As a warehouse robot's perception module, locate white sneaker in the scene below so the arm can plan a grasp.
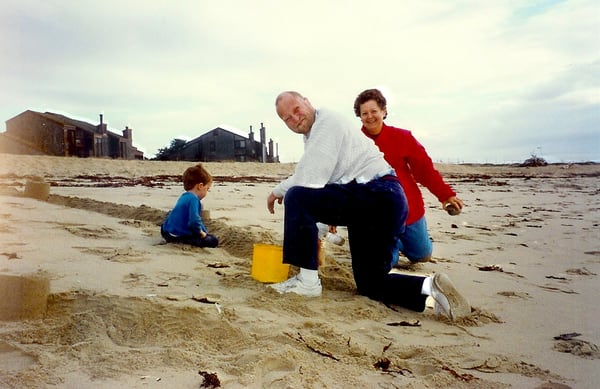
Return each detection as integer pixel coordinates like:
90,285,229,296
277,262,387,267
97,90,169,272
316,223,329,239
269,275,322,297
430,273,470,320
325,232,345,246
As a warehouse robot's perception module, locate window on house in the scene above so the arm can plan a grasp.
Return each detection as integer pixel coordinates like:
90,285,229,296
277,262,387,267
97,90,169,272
236,140,246,149
209,141,216,152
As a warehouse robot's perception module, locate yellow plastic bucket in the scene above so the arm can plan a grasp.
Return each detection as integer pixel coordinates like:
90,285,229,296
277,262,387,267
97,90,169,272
251,244,289,283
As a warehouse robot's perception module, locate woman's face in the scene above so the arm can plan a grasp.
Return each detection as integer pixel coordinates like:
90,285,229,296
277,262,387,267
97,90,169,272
359,99,386,135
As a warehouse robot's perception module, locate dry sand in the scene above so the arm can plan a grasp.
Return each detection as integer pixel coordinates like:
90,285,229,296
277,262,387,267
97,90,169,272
0,153,598,388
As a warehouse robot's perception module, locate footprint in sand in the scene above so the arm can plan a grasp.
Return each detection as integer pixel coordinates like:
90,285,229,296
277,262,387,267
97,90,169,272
565,267,597,276
119,219,157,235
75,246,150,263
256,356,296,386
62,225,120,239
553,339,600,360
497,291,531,299
122,272,149,286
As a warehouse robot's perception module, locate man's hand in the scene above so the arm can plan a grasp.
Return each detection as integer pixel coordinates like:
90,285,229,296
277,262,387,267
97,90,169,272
267,192,283,214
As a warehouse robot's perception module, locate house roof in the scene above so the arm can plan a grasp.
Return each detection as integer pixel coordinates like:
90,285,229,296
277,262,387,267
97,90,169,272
39,111,98,133
214,124,251,139
186,126,261,146
19,110,126,139
6,109,143,158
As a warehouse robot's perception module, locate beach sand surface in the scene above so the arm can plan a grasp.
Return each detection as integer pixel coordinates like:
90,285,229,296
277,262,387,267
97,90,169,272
0,154,599,388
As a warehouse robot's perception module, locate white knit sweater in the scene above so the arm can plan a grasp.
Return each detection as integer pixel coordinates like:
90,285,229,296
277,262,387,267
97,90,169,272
272,108,392,198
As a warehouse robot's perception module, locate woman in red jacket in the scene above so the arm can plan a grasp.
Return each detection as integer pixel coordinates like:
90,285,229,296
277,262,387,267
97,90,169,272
353,88,464,265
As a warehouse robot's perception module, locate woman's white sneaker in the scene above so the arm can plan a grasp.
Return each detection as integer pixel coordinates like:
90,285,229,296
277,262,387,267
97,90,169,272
325,232,345,246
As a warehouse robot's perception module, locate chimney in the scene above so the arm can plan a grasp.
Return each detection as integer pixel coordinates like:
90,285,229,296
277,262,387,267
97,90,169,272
123,126,132,141
268,138,274,163
98,113,107,134
260,122,267,163
248,125,254,142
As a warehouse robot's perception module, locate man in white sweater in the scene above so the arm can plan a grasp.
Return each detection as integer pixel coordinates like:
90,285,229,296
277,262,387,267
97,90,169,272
266,91,470,320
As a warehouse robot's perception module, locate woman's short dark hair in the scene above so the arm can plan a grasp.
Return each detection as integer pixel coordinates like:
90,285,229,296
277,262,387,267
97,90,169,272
353,89,387,119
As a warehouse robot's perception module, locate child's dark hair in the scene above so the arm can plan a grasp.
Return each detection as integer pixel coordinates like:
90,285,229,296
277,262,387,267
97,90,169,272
182,164,212,191
353,89,387,119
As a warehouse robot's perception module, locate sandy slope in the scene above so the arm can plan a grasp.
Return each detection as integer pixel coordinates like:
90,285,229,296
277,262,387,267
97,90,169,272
0,154,599,388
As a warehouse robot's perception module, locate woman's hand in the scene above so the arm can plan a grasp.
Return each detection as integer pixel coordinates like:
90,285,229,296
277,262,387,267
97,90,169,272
442,196,464,215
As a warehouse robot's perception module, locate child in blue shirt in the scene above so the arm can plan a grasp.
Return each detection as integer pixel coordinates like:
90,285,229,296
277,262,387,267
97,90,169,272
161,164,219,248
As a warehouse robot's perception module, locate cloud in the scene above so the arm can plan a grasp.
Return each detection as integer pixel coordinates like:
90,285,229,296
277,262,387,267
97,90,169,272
1,0,598,163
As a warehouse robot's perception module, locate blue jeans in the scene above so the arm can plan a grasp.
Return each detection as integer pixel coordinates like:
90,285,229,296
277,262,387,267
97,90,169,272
282,176,429,312
393,216,433,265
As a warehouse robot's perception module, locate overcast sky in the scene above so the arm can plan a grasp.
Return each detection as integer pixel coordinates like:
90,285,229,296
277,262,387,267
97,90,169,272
1,0,598,163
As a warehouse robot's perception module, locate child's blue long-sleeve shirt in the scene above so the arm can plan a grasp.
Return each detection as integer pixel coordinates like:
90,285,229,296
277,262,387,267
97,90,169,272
162,191,207,237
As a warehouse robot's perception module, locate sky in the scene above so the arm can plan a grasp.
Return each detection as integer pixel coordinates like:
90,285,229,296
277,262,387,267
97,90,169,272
1,0,598,163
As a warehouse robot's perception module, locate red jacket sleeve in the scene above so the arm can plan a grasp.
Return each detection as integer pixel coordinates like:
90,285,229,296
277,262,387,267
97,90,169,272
402,130,456,202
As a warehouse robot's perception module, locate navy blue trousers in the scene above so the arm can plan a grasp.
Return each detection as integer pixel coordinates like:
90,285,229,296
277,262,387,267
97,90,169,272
161,225,219,248
283,176,428,312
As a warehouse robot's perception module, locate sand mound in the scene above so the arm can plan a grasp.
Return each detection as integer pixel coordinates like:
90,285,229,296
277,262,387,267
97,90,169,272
0,274,49,321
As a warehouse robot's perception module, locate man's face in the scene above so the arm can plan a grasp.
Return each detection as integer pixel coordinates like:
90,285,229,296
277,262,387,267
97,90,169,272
276,94,315,134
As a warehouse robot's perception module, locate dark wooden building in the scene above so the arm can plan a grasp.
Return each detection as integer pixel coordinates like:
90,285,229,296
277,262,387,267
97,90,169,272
179,123,279,162
2,110,143,159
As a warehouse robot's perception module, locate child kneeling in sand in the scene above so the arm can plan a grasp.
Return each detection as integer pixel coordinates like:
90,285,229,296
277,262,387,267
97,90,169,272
161,164,218,248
